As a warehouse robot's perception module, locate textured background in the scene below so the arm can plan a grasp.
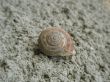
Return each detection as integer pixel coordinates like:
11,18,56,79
0,0,110,82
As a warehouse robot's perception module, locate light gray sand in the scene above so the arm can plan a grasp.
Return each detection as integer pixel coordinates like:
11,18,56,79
0,0,110,82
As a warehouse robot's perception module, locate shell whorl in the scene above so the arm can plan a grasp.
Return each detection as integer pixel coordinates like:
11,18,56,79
38,28,75,56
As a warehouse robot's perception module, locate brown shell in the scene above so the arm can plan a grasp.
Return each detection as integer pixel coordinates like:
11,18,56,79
38,27,76,56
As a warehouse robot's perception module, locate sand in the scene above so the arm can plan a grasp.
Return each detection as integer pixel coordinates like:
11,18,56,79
0,0,110,82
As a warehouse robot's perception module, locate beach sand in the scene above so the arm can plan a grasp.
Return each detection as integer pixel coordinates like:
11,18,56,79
0,0,110,82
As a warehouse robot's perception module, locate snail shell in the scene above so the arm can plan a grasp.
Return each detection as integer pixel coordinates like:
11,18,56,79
38,27,76,56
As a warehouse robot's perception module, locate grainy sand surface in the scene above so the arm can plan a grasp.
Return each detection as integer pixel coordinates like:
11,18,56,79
0,0,110,82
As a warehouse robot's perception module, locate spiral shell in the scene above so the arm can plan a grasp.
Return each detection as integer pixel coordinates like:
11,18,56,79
38,27,76,56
